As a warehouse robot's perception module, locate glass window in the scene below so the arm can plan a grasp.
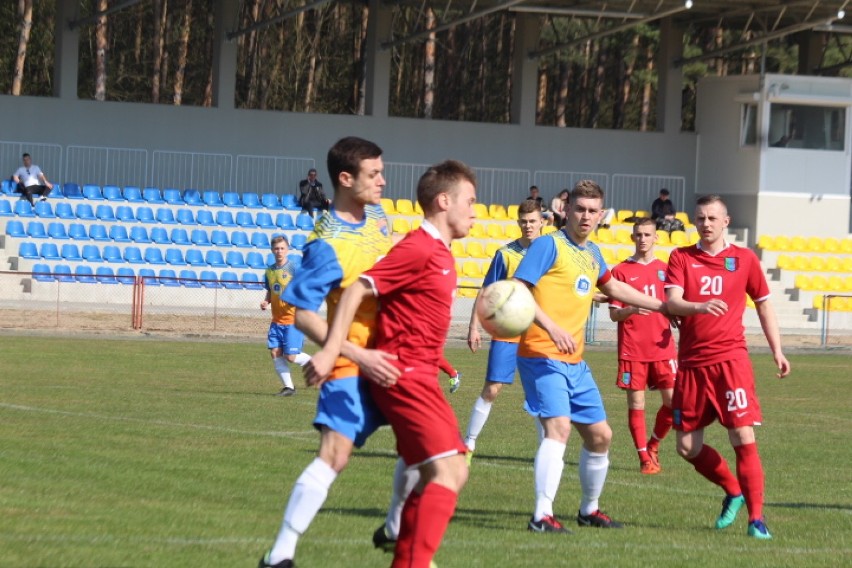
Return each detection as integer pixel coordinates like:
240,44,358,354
769,104,846,151
741,104,757,147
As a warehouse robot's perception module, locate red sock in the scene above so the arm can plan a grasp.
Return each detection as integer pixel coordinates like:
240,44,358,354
734,443,764,522
686,445,741,496
392,483,458,568
651,405,673,443
628,409,649,461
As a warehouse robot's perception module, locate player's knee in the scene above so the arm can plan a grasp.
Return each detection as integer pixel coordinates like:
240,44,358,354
285,354,297,363
481,383,502,402
675,441,698,460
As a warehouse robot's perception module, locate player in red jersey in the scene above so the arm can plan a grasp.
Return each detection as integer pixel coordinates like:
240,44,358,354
609,218,676,475
307,160,476,568
665,195,790,540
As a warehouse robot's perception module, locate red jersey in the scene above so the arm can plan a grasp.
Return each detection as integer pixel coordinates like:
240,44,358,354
665,243,769,368
361,223,456,371
610,258,675,362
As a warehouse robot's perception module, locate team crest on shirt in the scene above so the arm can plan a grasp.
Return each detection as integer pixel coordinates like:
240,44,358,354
574,274,592,297
377,219,389,236
621,372,631,385
272,283,282,294
657,270,666,281
725,258,737,272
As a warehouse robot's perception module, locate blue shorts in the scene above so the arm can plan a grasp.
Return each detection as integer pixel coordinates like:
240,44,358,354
485,340,519,384
314,376,387,448
517,357,607,425
267,322,305,354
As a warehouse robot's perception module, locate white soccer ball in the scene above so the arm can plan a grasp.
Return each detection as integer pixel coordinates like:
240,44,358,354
476,279,536,338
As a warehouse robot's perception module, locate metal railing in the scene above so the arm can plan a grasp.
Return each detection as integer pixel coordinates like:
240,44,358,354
65,145,149,188
0,140,63,186
151,150,233,192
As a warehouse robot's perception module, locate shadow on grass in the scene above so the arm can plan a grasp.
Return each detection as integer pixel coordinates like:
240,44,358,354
769,502,852,511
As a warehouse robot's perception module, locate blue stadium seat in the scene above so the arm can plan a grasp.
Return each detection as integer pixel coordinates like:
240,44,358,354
83,185,104,200
124,246,145,264
215,211,236,227
220,271,241,289
226,250,248,268
2,179,16,194
63,183,83,199
130,226,151,243
165,248,185,265
109,225,131,243
15,200,35,217
158,269,180,287
39,242,61,260
123,186,144,203
156,208,177,224
27,221,48,239
55,202,74,219
266,253,275,265
210,230,230,247
117,267,136,284
203,190,224,207
136,206,156,223
69,223,88,240
61,243,82,261
255,212,274,229
75,203,95,220
170,228,190,246
246,251,265,269
250,232,270,249
115,205,135,222
34,200,55,218
295,213,314,231
144,247,166,264
162,188,183,205
97,266,118,284
0,199,13,216
103,245,123,263
89,224,109,241
96,204,116,222
48,222,69,239
275,213,294,230
205,249,227,267
241,272,264,290
288,254,302,269
290,233,308,250
243,193,262,209
18,242,39,259
138,268,158,286
143,187,165,204
31,263,54,282
82,245,102,262
103,185,124,201
75,265,98,284
185,249,206,267
261,193,282,209
196,209,216,226
54,264,74,282
199,270,220,288
231,231,251,248
5,220,25,237
236,211,255,228
49,184,64,198
150,227,170,245
281,194,299,210
223,192,242,208
176,208,195,225
179,269,202,287
191,229,211,246
183,189,202,206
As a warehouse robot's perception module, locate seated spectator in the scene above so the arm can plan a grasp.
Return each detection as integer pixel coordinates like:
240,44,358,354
651,188,683,233
550,189,568,228
526,185,552,223
298,168,330,218
12,153,53,206
599,207,616,229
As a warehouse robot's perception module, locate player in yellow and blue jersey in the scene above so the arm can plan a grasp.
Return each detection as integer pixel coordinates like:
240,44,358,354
463,199,545,462
261,235,311,396
259,137,412,568
514,180,668,534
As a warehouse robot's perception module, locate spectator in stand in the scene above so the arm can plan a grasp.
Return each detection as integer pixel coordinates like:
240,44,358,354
651,189,682,233
526,186,553,224
298,168,330,218
12,153,53,206
550,190,569,228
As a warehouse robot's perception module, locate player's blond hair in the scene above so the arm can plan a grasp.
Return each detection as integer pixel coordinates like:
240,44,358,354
416,160,477,213
632,217,655,230
570,179,604,203
270,235,289,247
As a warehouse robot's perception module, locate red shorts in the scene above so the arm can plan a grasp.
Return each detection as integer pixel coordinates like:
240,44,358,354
672,358,763,432
615,359,676,391
369,364,467,467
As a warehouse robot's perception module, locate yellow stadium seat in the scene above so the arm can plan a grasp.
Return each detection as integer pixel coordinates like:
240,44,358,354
688,231,700,244
757,235,774,250
505,224,522,239
473,203,490,220
811,295,847,310
615,229,633,245
843,257,852,272
774,235,791,251
792,256,809,271
596,227,616,244
811,275,829,290
670,230,688,246
507,204,519,220
823,237,840,253
776,254,793,270
469,223,486,238
842,238,852,254
654,249,670,262
844,276,852,292
656,230,671,246
451,240,467,258
828,276,844,292
675,211,691,226
392,218,411,235
808,257,826,271
616,209,634,223
601,247,617,265
794,274,812,290
617,248,633,261
806,236,824,252
825,257,842,272
813,295,824,310
462,261,482,278
790,236,807,252
467,241,490,259
485,242,501,258
396,198,414,215
633,209,650,218
542,225,557,235
746,295,755,309
380,197,397,215
454,261,461,275
458,280,480,298
411,218,422,230
486,224,505,239
489,204,508,220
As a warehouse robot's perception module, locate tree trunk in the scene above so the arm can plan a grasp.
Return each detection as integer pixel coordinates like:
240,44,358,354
354,5,369,115
11,0,33,96
423,7,436,119
615,33,639,130
94,0,108,101
556,61,570,127
203,9,214,107
173,0,193,105
152,0,169,103
503,16,515,123
640,43,654,132
303,10,325,112
590,40,607,128
535,65,547,125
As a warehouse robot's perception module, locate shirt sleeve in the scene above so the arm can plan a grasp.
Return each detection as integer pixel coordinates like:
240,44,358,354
282,239,342,311
745,249,771,302
513,236,557,287
664,248,686,290
482,250,507,287
589,243,611,286
366,233,430,296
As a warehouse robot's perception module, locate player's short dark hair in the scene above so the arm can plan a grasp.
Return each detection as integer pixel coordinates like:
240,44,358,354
570,179,604,202
632,217,656,230
327,137,382,191
22,153,30,159
518,199,542,216
696,194,725,207
416,160,476,213
659,188,670,196
271,235,289,247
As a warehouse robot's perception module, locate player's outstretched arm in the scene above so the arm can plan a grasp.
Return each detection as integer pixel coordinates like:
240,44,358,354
601,278,664,313
754,299,791,378
664,286,728,317
467,288,483,353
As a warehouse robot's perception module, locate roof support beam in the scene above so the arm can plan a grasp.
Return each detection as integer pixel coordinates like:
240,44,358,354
509,6,646,20
226,0,335,41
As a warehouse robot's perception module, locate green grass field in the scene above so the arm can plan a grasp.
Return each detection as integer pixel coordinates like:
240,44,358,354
1,335,850,567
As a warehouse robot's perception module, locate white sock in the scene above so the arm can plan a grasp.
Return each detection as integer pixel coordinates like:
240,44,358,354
533,438,566,521
293,352,311,367
273,358,295,389
465,397,493,451
384,458,419,539
268,458,338,563
578,447,610,516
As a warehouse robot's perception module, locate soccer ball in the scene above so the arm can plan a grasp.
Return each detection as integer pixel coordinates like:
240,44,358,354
476,279,536,338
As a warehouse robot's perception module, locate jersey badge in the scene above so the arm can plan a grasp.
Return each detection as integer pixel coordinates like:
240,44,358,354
657,270,666,281
725,258,737,272
574,274,592,297
272,283,282,294
621,372,631,385
377,218,389,236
